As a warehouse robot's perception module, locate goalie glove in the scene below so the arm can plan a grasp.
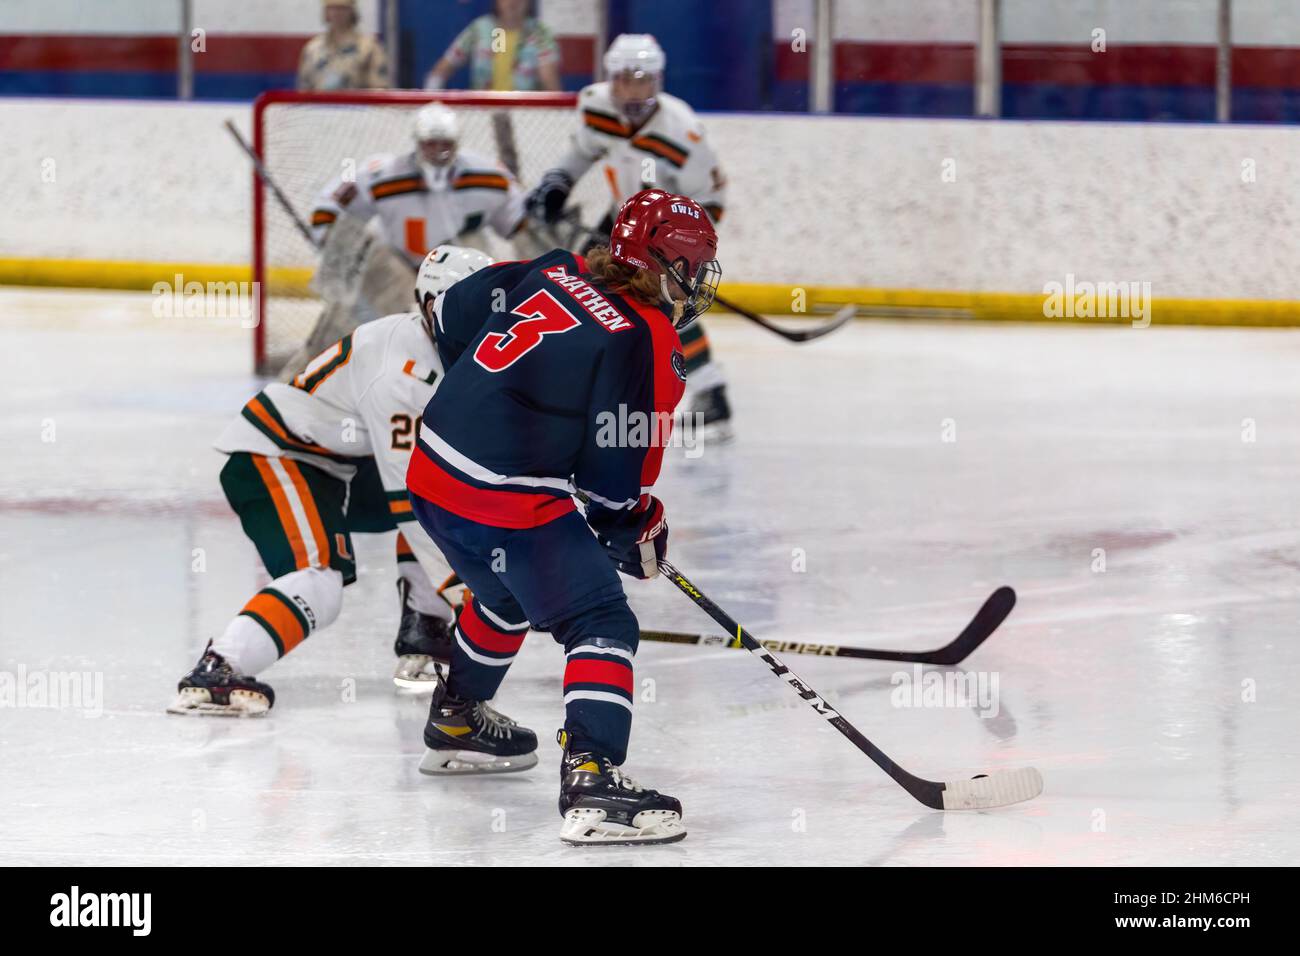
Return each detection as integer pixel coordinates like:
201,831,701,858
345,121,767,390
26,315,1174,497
591,496,668,580
526,168,574,225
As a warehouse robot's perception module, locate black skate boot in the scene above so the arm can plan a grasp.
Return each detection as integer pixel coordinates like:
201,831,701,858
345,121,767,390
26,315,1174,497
556,730,686,846
393,578,454,690
682,383,732,443
166,642,275,717
418,675,538,775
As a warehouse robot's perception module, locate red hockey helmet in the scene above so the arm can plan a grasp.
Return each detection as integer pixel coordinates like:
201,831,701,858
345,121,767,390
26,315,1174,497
609,189,720,328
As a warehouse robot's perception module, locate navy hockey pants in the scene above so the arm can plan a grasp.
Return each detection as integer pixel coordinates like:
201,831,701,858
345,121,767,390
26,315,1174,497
410,494,641,764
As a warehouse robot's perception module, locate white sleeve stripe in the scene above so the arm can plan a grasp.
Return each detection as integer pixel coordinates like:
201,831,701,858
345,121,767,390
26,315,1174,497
567,644,634,662
562,690,633,712
454,630,517,667
476,602,530,632
420,424,574,494
577,487,638,510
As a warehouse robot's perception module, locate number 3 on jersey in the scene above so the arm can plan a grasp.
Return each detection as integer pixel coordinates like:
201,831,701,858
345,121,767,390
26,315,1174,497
473,290,580,373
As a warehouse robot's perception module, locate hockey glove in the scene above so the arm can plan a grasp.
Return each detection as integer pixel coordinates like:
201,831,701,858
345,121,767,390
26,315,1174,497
527,168,574,225
592,496,668,580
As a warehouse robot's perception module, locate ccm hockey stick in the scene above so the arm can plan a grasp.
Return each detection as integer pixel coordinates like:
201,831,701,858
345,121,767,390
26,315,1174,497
556,216,856,344
659,560,1043,810
640,586,1015,665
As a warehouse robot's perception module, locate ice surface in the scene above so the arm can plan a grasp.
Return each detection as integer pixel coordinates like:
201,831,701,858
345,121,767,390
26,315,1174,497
2,287,1298,865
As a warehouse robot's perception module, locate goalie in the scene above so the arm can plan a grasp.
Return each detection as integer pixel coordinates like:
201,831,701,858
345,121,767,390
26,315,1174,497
168,246,493,716
283,103,532,373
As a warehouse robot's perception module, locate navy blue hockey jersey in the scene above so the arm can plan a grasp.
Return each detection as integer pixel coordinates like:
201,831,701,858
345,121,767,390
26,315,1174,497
407,249,687,529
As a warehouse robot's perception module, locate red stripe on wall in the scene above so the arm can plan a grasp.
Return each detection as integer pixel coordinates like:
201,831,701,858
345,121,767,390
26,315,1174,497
195,35,305,74
0,35,175,72
1232,47,1300,89
836,42,975,85
777,40,1255,89
1002,43,1215,87
557,35,593,75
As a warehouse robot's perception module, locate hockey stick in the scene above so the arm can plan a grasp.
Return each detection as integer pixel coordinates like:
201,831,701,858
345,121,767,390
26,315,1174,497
225,119,319,249
554,217,856,343
659,559,1042,810
639,585,1015,664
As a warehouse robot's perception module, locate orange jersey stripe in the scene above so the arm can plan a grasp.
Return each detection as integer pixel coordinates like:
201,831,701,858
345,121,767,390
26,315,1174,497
310,210,337,226
243,591,308,653
281,460,330,566
371,177,424,199
251,455,309,569
404,218,427,258
632,136,687,166
454,174,510,190
682,334,710,359
245,398,334,455
389,498,413,515
395,531,413,556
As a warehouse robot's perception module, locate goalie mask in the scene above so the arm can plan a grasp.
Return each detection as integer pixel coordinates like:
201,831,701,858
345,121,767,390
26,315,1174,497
609,189,720,330
413,103,459,171
415,245,494,333
604,34,665,126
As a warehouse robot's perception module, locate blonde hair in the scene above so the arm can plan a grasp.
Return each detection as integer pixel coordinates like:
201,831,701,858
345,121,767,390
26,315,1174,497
584,246,662,306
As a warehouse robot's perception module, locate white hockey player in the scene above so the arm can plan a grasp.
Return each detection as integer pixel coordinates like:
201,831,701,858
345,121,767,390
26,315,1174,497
311,103,528,267
281,103,530,375
526,34,732,432
168,246,493,716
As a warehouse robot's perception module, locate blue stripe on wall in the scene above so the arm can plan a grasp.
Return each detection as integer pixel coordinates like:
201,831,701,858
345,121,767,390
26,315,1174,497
1002,85,1216,122
835,83,974,117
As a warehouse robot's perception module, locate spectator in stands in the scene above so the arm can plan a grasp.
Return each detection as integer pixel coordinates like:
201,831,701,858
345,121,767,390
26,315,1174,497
424,0,561,92
297,0,391,91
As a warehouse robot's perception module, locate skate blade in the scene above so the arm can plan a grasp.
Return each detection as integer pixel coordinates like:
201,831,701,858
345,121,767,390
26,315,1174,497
560,808,687,846
418,748,538,775
165,688,270,717
393,656,445,692
941,767,1044,810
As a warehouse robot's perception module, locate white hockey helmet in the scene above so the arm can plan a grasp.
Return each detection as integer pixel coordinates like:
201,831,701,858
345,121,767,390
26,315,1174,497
415,245,494,322
604,34,665,123
413,103,459,166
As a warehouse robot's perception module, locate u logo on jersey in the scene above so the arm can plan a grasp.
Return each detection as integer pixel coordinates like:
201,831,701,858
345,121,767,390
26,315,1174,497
671,350,687,382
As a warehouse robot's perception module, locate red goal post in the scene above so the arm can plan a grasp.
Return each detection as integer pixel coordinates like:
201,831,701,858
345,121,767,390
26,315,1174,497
250,89,594,374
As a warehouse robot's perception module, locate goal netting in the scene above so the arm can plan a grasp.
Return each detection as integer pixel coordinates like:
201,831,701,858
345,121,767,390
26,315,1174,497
251,90,608,374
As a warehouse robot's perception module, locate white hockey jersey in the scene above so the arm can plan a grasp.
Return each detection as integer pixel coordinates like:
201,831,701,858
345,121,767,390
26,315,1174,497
310,149,528,266
554,83,728,220
214,311,447,575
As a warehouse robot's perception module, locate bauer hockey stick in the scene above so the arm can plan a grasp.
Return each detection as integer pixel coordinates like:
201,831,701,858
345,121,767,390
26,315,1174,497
659,560,1043,810
639,585,1015,664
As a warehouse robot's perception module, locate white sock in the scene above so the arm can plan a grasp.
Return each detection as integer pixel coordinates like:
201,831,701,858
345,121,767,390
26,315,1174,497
213,566,344,675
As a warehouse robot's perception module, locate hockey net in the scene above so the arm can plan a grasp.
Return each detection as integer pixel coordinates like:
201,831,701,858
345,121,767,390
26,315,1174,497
251,90,608,374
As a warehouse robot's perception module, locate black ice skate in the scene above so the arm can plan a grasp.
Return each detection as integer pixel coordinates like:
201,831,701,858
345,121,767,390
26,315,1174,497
166,642,275,717
682,383,732,443
418,676,538,775
392,578,454,690
556,730,686,846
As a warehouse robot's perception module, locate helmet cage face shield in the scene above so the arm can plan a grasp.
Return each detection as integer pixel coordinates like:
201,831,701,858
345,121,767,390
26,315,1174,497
655,252,721,329
611,69,661,124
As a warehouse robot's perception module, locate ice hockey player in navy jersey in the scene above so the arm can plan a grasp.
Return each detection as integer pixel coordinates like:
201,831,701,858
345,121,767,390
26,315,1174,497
406,189,720,845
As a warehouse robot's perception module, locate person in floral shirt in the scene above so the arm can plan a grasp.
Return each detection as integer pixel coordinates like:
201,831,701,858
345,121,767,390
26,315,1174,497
424,0,561,92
